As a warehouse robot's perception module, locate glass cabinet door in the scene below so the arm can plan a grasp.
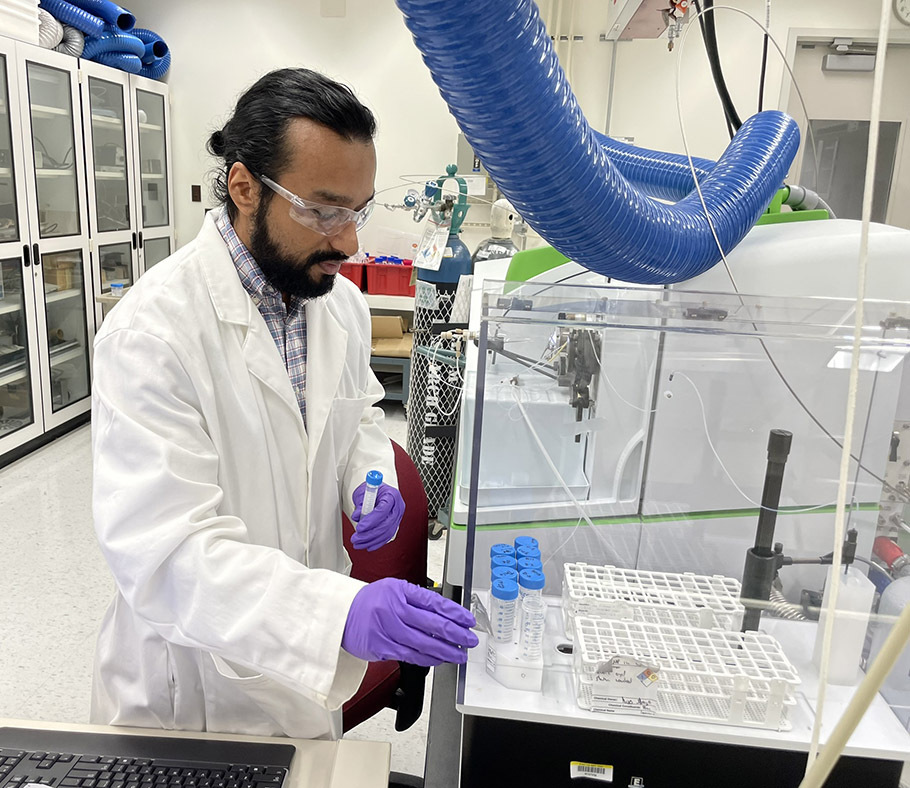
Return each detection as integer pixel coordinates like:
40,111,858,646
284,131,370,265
0,257,34,436
41,249,90,411
88,76,131,235
136,89,169,229
0,55,20,245
98,240,131,291
142,236,170,270
25,61,80,238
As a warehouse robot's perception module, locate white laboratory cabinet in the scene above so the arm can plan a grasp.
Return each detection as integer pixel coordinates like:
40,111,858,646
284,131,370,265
79,60,174,328
0,35,173,464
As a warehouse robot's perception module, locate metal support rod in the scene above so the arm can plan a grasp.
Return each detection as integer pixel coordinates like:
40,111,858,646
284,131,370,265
741,429,793,631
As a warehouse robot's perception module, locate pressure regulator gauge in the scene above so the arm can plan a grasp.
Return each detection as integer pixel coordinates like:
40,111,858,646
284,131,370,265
895,0,910,26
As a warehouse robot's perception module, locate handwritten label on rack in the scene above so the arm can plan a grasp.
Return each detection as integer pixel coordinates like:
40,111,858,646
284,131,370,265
591,656,660,712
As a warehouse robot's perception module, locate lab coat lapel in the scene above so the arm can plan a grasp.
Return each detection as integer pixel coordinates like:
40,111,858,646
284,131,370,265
304,298,348,464
196,213,304,429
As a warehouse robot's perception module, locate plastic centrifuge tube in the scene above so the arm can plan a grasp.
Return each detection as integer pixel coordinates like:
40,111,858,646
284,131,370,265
518,568,545,606
490,578,519,643
519,594,546,661
360,470,383,517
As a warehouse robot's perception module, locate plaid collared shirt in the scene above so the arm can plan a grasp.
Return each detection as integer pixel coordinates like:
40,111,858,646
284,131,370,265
214,207,308,427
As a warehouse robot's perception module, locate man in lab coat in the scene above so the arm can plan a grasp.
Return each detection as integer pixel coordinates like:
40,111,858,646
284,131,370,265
90,68,477,740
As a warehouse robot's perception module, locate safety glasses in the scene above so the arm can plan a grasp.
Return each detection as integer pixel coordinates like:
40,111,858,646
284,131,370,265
259,174,374,236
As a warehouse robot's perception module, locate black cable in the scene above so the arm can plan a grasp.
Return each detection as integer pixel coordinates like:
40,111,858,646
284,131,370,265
692,0,742,140
758,31,770,112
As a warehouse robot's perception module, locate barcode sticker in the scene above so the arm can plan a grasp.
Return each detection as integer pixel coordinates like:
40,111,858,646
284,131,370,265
570,761,613,782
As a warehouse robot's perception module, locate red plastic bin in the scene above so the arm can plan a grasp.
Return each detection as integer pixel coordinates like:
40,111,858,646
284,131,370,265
339,261,365,289
366,260,415,297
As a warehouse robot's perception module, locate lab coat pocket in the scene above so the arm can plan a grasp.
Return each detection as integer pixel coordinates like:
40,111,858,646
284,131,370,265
326,395,371,472
208,654,336,740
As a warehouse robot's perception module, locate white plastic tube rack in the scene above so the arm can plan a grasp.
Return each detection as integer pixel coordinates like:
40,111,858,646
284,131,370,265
573,617,800,731
563,563,745,636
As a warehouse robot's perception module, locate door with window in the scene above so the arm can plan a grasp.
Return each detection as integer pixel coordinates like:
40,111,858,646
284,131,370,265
786,38,910,229
130,74,174,273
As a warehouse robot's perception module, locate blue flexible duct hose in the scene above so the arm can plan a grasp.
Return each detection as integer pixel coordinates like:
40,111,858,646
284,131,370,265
65,0,133,31
395,0,800,284
93,51,141,73
139,50,171,81
131,29,169,66
38,0,103,38
82,31,145,60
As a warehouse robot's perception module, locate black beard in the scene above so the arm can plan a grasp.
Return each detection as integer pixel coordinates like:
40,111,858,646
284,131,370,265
248,199,346,300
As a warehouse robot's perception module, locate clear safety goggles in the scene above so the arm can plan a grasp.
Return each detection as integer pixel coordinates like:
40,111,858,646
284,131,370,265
259,174,374,236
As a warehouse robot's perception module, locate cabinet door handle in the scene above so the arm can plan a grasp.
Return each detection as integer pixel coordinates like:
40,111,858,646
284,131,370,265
33,243,40,266
23,244,30,268
138,231,144,248
132,232,137,250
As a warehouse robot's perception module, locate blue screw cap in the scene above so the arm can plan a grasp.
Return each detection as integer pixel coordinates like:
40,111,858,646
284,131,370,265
514,536,539,552
517,557,543,572
519,569,546,590
365,470,383,487
491,566,519,582
491,555,518,571
491,578,519,601
490,543,515,559
516,545,541,561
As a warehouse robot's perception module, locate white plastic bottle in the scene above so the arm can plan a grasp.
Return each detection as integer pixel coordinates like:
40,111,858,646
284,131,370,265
360,470,383,517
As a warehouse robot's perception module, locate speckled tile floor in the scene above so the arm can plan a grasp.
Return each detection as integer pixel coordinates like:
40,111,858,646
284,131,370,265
0,403,446,780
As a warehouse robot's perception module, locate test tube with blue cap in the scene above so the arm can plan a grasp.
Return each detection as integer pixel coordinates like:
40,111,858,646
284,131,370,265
360,470,383,517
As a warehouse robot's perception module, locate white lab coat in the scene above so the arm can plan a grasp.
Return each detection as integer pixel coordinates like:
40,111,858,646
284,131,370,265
90,212,397,740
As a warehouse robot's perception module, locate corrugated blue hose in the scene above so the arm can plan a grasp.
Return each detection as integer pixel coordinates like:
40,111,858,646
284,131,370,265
82,31,145,60
65,0,134,31
38,0,103,38
131,28,169,64
139,51,171,80
93,51,141,74
395,0,800,284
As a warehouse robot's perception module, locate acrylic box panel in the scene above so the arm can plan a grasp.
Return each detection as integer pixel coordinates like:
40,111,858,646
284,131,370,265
459,280,910,755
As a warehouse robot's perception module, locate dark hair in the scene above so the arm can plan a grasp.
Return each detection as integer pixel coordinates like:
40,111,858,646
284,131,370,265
207,68,376,220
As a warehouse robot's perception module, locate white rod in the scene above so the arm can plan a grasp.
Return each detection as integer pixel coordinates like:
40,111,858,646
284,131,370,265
804,0,891,768
798,605,910,788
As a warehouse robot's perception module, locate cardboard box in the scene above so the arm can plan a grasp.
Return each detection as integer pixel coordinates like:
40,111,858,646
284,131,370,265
371,315,413,358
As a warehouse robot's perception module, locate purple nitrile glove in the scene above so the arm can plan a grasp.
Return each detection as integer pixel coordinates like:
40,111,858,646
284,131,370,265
351,481,405,551
342,578,479,667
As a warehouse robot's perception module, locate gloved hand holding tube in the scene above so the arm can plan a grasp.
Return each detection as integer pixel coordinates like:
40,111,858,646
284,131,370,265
342,578,479,666
350,470,405,551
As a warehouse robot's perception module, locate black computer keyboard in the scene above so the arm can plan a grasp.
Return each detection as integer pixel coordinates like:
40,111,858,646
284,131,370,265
0,729,294,788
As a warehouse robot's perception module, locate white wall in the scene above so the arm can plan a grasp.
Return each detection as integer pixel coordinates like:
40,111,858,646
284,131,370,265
123,0,898,251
